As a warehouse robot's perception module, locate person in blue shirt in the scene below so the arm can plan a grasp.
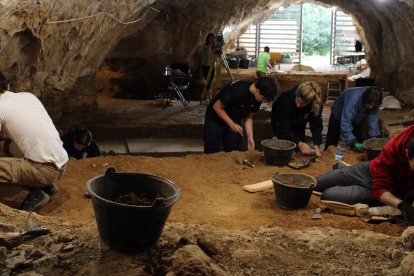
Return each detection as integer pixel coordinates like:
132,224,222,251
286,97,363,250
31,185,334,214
325,86,382,151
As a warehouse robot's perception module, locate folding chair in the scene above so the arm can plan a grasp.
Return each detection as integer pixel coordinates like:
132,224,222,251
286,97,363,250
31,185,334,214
164,63,192,110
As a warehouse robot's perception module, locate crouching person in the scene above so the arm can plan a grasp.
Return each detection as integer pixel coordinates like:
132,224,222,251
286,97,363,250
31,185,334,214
315,125,414,224
0,73,68,211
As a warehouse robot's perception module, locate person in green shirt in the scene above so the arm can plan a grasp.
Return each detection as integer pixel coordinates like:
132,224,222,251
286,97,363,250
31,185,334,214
256,46,271,78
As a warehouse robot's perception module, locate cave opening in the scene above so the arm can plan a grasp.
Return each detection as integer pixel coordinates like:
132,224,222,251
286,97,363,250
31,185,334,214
95,1,369,104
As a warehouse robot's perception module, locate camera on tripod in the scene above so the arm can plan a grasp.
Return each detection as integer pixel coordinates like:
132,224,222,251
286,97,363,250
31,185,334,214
215,31,224,54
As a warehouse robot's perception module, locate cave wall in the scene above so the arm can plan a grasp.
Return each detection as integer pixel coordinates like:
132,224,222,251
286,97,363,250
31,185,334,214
1,0,414,120
0,0,156,119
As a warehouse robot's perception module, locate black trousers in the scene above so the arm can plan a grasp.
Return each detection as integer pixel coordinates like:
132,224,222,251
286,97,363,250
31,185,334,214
203,118,241,154
325,115,369,149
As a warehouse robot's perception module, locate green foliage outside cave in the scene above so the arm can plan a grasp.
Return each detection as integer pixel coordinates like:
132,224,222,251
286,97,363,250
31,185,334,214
302,4,331,56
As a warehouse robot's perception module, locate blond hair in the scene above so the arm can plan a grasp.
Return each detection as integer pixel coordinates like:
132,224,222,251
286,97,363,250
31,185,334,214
296,81,322,115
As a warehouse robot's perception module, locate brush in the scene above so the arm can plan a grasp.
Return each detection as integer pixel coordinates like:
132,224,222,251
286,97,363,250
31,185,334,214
319,200,370,217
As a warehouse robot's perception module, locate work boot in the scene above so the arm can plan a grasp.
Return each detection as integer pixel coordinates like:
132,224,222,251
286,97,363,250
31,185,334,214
332,161,351,170
43,183,59,196
21,189,50,212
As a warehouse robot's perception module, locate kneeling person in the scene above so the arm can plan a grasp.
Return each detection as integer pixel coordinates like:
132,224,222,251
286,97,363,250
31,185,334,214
271,81,323,156
0,74,68,211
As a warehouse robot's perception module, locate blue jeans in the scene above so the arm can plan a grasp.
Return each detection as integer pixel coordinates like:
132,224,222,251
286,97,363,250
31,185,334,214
203,119,241,154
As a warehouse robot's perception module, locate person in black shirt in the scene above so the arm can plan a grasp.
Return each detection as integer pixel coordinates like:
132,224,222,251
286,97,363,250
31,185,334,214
271,81,323,156
203,76,279,153
61,128,101,159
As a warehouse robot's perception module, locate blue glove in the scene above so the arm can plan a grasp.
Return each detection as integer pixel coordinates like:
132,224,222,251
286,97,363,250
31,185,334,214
353,143,364,152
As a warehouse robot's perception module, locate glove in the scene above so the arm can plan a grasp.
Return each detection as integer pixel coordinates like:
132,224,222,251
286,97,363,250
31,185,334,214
397,201,414,224
353,143,364,152
403,191,414,206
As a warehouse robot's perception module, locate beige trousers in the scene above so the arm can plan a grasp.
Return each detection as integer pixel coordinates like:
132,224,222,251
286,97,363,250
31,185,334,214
0,157,66,209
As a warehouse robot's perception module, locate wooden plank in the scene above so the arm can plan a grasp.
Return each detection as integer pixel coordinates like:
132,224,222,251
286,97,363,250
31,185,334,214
243,180,273,193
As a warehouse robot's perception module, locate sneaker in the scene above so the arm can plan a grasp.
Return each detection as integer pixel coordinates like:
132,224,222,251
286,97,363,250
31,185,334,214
42,183,59,196
21,189,50,212
332,161,351,170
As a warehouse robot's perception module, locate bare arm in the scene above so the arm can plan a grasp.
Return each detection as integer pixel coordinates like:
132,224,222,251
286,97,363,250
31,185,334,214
213,100,243,134
244,113,255,150
314,145,321,157
379,191,402,208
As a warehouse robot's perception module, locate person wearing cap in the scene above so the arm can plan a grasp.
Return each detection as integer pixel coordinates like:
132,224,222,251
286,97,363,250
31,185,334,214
203,76,279,153
0,73,68,211
325,86,382,151
61,128,101,159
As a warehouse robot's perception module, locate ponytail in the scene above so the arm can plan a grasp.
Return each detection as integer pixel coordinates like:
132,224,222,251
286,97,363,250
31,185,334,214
296,81,322,115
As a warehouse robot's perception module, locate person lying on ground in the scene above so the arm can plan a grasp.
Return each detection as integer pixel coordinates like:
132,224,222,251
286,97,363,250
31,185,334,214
0,73,68,212
203,76,279,154
61,128,101,159
315,125,414,224
271,81,323,157
325,86,382,151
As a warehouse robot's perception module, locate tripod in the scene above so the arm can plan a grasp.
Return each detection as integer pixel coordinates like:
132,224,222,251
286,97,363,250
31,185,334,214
199,52,235,104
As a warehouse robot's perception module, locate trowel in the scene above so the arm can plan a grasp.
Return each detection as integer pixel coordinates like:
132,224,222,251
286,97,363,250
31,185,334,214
7,212,50,238
237,133,255,168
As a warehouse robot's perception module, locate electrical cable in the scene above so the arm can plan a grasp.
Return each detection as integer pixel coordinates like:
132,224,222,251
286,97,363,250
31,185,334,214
45,7,160,25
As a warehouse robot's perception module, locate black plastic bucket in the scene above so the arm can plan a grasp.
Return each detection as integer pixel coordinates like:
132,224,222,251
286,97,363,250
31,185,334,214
227,57,240,69
239,58,250,69
86,168,180,251
272,173,316,210
363,138,389,160
261,139,296,166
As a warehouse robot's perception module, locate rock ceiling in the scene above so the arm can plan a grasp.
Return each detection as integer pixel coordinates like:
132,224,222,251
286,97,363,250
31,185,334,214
0,0,414,120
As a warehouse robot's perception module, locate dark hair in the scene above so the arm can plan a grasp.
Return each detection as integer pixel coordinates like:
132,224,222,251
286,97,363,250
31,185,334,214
0,73,8,92
264,46,270,53
362,86,382,106
74,128,92,147
407,138,414,159
255,76,279,102
205,33,215,45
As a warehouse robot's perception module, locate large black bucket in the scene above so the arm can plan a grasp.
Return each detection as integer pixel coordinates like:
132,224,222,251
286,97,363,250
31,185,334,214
86,168,180,251
363,138,389,160
261,139,296,166
272,173,316,210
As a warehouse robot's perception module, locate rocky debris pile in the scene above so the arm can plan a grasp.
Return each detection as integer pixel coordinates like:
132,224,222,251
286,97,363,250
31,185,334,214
0,204,413,275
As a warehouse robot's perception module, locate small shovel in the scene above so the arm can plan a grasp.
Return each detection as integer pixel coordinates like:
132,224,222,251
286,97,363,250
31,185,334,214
7,212,50,238
238,133,255,168
7,227,51,238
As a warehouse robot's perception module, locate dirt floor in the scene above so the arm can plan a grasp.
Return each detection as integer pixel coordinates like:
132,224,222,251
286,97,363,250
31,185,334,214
43,148,404,237
1,146,412,275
